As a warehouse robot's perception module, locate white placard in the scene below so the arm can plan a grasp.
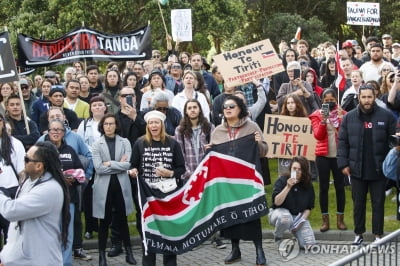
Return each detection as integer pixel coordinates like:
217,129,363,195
347,2,380,26
171,9,192,42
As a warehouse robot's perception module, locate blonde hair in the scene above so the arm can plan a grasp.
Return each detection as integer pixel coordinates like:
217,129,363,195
144,120,167,145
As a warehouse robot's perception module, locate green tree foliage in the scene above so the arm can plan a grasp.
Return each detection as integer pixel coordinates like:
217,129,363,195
4,0,400,58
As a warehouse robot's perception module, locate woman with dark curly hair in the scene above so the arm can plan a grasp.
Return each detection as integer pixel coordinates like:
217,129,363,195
268,156,316,248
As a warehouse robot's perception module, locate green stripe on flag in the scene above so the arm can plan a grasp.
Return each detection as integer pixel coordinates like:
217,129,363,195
146,182,263,237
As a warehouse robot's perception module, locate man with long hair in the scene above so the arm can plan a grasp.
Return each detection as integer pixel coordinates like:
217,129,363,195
174,99,226,249
0,141,70,265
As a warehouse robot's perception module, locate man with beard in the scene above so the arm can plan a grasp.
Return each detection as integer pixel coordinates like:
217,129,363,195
338,85,396,245
360,43,393,82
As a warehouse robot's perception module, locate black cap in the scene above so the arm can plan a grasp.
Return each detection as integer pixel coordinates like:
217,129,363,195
49,85,66,97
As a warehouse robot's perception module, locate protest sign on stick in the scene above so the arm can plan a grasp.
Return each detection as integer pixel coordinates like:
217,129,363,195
171,9,192,42
213,39,284,88
347,2,380,26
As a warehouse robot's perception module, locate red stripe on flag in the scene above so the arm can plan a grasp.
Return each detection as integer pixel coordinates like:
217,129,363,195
142,154,262,219
335,43,346,91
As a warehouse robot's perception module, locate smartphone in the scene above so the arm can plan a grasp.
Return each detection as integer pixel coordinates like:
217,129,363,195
126,95,134,107
291,170,297,180
321,103,330,117
293,69,301,79
389,73,395,83
155,162,164,170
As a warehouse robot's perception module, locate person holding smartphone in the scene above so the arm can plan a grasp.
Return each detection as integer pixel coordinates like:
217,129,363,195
309,89,347,233
276,61,319,115
268,156,316,248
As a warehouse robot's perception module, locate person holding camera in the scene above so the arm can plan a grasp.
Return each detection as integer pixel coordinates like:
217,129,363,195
338,85,396,245
276,61,319,115
309,89,347,232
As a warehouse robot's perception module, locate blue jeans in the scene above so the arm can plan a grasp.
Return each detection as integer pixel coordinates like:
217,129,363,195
62,203,74,266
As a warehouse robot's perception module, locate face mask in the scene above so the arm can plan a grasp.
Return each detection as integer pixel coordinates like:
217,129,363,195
328,102,337,111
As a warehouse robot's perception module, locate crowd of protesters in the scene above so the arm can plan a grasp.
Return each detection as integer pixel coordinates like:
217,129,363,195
0,32,399,266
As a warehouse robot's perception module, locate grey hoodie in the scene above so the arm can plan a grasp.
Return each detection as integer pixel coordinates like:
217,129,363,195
0,172,63,266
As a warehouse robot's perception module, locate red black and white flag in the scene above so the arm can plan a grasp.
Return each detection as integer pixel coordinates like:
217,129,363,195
138,134,268,254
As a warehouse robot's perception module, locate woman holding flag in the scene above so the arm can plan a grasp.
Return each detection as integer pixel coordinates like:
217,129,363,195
209,95,268,266
128,110,185,266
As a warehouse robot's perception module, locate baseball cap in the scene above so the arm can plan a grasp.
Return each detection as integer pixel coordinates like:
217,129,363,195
382,34,392,39
392,43,400,48
290,38,298,44
19,78,29,87
342,40,353,49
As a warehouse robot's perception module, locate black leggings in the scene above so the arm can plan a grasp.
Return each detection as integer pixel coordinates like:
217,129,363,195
316,156,345,214
98,177,131,250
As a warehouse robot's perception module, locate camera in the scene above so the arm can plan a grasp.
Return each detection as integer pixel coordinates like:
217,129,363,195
389,135,400,147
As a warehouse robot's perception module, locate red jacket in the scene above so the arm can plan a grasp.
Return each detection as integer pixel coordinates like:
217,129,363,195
308,107,346,156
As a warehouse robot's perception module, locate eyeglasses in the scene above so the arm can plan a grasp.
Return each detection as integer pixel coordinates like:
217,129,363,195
153,55,161,59
104,122,116,126
382,68,391,72
24,156,42,164
45,76,56,79
120,94,135,98
49,128,65,133
223,103,237,110
21,86,29,90
156,107,168,112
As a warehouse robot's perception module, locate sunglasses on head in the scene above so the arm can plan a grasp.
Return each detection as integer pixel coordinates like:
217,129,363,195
223,103,237,110
120,94,135,97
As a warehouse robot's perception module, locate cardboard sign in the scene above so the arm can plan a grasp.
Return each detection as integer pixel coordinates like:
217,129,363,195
171,9,192,42
0,32,19,82
263,114,316,161
347,2,380,26
213,39,284,87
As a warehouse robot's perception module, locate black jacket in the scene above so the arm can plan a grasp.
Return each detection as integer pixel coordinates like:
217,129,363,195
39,107,81,133
8,117,40,149
115,109,146,147
337,104,396,179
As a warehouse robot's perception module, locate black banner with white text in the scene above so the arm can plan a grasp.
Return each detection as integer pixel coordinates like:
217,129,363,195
17,26,152,67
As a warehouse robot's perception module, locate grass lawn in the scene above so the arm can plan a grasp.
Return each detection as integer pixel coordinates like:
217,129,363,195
261,158,399,233
86,158,399,238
